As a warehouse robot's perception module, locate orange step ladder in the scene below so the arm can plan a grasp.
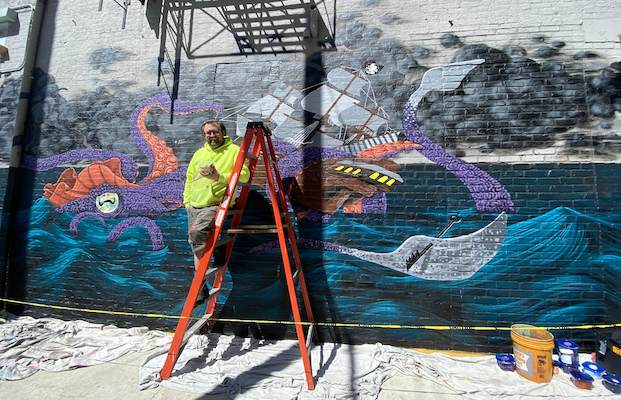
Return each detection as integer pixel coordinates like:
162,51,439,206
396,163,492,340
159,122,317,389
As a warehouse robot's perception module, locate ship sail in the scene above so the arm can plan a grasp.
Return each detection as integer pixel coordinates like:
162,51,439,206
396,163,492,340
300,67,389,141
301,85,358,127
234,67,400,153
235,85,303,137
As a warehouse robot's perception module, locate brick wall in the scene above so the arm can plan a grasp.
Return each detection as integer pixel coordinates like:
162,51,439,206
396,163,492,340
0,0,620,352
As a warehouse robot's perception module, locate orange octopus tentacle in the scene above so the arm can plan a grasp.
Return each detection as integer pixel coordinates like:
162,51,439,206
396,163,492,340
137,105,179,184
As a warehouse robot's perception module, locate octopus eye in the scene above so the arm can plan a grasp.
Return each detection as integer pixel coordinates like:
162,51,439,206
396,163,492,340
96,192,120,214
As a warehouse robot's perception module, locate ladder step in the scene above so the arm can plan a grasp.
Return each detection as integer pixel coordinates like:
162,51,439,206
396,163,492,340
181,313,213,346
247,153,258,160
238,181,251,187
216,235,235,247
203,265,224,285
204,264,226,279
223,223,291,234
192,287,222,312
225,228,279,234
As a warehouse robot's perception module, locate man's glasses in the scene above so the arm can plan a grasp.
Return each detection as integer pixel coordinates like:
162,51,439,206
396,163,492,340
203,130,221,136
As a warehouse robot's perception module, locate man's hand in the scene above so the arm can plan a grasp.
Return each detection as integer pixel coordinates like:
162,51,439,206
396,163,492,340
199,164,220,181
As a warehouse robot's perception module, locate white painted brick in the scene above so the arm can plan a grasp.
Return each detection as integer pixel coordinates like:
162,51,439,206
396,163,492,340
477,155,501,163
534,148,557,155
521,155,547,162
518,26,542,33
501,156,523,163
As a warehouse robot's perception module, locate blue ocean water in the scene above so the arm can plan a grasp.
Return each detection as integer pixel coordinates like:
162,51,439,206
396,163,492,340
18,165,621,350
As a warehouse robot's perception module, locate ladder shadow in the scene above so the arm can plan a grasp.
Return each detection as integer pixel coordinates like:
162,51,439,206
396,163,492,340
171,334,344,395
170,334,262,376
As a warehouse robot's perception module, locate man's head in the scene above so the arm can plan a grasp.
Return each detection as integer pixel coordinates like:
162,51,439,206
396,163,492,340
201,120,227,149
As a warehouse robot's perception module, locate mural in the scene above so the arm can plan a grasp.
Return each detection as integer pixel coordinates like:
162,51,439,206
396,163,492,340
2,28,621,350
23,94,223,251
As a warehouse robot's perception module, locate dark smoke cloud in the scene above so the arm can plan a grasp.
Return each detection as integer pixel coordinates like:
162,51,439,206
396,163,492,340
335,21,381,50
415,43,621,157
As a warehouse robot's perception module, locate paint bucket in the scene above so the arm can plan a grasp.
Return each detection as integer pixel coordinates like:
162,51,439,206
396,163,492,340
511,324,555,383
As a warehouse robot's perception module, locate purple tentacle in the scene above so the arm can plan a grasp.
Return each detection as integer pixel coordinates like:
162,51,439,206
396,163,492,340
22,150,138,182
69,212,107,234
360,191,387,214
271,140,298,155
106,217,165,251
129,94,224,183
403,103,514,214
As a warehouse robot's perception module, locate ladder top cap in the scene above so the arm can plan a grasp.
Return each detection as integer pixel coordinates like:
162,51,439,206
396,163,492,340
246,122,271,135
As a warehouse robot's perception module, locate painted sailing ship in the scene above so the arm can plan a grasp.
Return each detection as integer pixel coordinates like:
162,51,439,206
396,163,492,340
234,66,403,155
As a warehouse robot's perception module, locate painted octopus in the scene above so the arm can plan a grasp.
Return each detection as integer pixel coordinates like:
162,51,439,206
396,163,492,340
23,94,223,251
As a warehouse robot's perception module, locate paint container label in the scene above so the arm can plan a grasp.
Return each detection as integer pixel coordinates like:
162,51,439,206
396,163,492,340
560,348,575,364
514,346,534,378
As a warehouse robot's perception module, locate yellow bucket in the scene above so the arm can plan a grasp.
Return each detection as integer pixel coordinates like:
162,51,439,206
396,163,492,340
511,324,555,383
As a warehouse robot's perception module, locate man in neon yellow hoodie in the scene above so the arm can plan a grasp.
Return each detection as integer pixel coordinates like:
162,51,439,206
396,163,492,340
184,120,250,271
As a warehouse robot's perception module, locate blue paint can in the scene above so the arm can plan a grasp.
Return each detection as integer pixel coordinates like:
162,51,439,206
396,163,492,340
557,339,579,365
602,374,621,394
557,358,579,374
496,353,515,371
582,361,606,379
570,369,594,390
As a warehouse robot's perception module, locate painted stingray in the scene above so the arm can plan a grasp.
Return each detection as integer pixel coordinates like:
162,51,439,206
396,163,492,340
251,212,508,280
23,94,223,250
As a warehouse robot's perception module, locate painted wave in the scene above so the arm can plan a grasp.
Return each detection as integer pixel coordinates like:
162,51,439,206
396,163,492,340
21,196,621,349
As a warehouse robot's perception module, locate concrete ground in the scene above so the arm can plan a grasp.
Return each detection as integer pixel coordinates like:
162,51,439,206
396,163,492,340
0,347,464,400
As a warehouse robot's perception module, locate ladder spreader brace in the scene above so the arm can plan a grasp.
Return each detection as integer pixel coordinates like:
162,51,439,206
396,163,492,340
159,122,318,389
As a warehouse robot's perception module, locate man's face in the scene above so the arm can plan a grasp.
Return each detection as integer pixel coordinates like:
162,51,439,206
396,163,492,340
202,123,225,149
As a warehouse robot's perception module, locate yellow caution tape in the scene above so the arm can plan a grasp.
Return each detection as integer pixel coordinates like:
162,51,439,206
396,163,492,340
2,297,620,331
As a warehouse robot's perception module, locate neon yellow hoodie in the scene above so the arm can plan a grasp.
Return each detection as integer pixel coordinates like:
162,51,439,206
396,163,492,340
183,136,250,208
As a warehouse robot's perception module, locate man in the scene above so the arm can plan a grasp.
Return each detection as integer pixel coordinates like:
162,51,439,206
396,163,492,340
184,120,250,272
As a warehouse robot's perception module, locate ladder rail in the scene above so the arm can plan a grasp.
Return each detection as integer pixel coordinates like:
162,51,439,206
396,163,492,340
226,128,264,234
